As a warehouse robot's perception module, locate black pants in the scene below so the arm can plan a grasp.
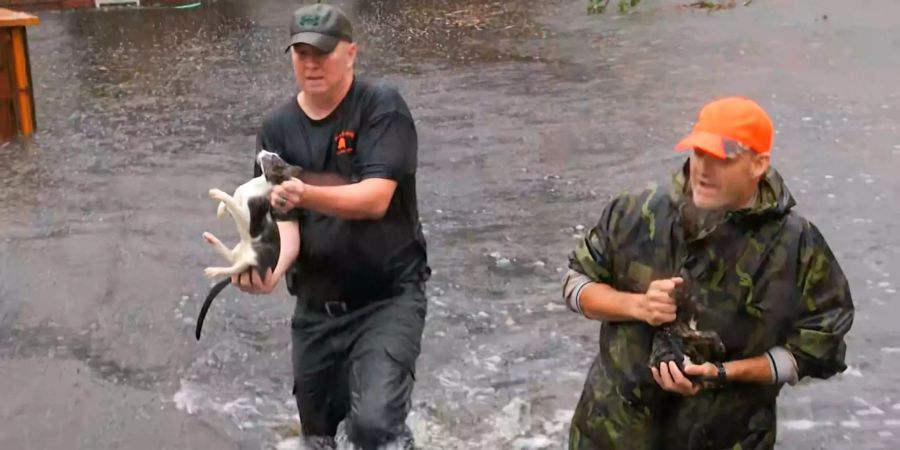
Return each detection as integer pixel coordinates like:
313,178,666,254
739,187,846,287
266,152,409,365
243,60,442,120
290,282,427,449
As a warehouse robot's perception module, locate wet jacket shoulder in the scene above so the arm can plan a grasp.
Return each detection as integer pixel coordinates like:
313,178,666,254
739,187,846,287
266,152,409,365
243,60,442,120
787,215,854,380
568,182,673,289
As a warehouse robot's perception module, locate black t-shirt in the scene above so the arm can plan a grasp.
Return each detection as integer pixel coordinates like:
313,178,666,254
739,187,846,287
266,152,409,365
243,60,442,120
253,77,429,303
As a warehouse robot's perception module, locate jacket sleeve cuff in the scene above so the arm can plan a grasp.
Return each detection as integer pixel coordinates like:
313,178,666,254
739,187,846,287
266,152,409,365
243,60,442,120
766,346,800,385
562,269,592,315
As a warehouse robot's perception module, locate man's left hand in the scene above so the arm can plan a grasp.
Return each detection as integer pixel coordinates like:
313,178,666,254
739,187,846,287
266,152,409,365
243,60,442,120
232,267,280,295
271,177,306,213
651,361,717,396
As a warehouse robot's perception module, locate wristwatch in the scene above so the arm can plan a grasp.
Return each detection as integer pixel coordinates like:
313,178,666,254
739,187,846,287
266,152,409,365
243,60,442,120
715,362,727,383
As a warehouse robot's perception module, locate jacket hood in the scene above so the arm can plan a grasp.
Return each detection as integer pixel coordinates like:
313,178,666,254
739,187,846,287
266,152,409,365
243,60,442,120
670,159,797,220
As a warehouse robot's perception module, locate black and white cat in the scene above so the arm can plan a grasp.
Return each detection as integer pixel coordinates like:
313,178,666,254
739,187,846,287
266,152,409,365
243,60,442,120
195,150,300,340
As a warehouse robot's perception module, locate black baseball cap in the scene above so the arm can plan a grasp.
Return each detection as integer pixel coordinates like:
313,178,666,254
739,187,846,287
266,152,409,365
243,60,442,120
285,3,353,54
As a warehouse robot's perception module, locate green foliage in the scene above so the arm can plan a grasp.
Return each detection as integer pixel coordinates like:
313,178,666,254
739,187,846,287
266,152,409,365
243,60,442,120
588,0,746,14
587,0,641,14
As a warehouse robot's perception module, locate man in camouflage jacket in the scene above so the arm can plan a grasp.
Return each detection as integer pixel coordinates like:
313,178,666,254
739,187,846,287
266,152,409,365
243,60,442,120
562,97,854,450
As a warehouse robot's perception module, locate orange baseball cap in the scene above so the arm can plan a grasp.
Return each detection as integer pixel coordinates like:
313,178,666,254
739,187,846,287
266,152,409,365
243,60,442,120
675,96,774,159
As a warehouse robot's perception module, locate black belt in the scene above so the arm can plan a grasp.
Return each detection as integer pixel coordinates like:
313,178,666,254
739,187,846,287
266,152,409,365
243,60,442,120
298,280,424,318
306,298,366,317
322,300,351,317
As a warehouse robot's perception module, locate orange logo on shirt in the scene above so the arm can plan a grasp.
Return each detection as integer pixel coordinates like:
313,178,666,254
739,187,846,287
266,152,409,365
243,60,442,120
335,130,356,155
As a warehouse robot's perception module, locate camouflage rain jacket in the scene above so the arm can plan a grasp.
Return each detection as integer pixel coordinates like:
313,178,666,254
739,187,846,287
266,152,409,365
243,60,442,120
568,162,854,450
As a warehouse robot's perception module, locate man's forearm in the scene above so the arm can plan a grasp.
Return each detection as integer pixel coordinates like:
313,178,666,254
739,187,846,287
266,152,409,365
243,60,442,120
302,180,393,220
722,347,798,385
578,282,645,322
273,221,300,280
722,355,772,384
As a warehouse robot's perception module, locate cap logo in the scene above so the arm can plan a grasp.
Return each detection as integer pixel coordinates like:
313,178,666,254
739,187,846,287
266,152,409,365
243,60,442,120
298,15,321,27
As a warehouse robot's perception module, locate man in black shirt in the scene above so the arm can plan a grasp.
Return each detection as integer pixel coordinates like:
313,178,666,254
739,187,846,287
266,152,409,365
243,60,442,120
228,4,429,449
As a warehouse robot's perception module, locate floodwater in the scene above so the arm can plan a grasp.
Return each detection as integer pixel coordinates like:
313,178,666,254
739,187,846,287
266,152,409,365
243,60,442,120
1,0,899,448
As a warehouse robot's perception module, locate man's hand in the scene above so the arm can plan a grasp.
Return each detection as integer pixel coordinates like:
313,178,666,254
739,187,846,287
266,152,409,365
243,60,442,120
232,267,280,295
651,360,714,396
271,177,307,213
634,277,682,326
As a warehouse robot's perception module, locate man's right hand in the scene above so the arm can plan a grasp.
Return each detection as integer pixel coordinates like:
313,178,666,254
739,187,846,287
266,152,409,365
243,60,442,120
635,277,682,325
232,268,279,295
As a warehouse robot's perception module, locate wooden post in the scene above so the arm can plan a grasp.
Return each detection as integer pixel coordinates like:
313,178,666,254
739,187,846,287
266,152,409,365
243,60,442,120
0,9,38,141
10,26,33,136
